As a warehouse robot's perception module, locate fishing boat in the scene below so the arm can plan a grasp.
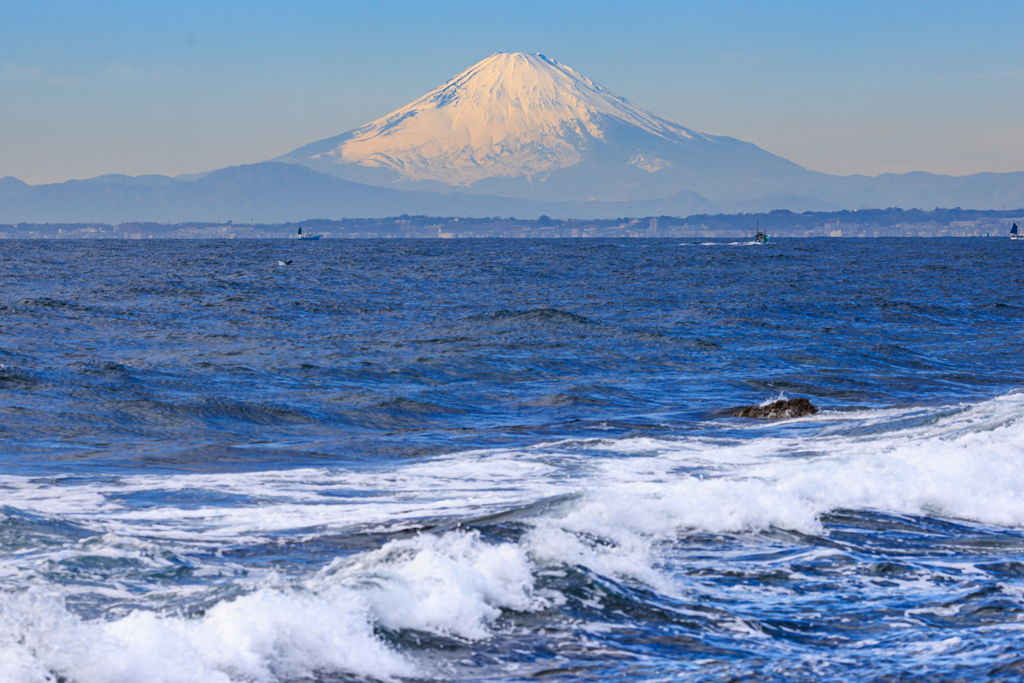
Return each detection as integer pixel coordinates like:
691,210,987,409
754,221,769,243
297,227,321,241
1012,223,1020,240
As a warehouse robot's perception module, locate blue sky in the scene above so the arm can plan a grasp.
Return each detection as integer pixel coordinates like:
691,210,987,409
2,0,1022,184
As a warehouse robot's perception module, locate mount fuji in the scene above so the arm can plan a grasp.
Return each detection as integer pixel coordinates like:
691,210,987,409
276,52,818,203
4,53,1024,223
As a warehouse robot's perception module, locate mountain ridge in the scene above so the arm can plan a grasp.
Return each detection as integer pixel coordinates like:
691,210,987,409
275,52,818,202
275,51,1023,209
4,162,1024,224
2,52,1023,222
0,162,733,223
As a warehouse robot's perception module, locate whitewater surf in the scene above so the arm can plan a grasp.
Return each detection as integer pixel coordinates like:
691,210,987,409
1,237,1022,682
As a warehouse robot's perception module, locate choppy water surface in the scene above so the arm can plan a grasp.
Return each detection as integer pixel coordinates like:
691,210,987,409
1,238,1023,682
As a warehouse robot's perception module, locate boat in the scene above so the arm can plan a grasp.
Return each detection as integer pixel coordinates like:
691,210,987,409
297,227,321,240
1012,223,1020,240
754,221,769,244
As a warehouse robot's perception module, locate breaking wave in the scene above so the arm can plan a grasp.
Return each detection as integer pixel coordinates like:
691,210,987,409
2,392,1023,681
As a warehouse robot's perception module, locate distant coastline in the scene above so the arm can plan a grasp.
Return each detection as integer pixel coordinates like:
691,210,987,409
2,207,1021,240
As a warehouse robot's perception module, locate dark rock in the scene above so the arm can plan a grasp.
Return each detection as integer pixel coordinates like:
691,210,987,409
733,398,819,420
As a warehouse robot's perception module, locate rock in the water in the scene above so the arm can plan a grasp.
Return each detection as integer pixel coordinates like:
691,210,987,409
733,398,818,420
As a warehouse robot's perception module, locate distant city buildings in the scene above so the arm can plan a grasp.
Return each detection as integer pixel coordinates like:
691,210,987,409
1,209,1022,240
823,220,857,236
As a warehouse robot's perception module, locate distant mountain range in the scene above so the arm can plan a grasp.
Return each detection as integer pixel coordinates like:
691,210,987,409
2,52,1022,224
0,163,731,223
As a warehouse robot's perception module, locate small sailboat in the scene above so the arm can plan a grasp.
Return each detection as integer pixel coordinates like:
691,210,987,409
754,221,769,244
297,227,321,241
1012,223,1020,240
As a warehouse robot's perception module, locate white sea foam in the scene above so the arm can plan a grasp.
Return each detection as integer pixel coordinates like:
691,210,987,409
0,530,541,682
317,530,544,640
3,393,1023,561
0,584,413,683
2,393,1023,681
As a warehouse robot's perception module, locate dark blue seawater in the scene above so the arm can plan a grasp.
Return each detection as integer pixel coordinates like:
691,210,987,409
1,238,1023,682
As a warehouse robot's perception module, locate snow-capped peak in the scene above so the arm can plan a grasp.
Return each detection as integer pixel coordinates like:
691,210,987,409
311,52,697,185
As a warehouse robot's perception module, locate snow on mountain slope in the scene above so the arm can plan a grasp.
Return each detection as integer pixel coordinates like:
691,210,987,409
277,52,816,201
283,53,715,186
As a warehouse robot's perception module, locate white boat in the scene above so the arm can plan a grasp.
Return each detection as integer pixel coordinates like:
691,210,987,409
753,221,769,243
297,227,321,240
1011,223,1020,240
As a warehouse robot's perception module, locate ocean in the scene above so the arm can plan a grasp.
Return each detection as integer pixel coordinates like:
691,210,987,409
1,237,1023,682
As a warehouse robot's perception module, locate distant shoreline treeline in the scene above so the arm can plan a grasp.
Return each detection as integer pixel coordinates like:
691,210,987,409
2,207,1021,240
